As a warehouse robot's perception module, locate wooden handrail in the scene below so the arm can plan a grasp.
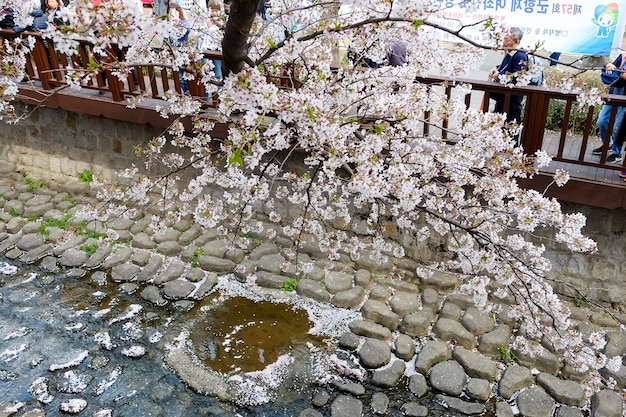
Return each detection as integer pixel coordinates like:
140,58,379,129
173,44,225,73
6,29,626,177
2,29,224,106
417,75,626,173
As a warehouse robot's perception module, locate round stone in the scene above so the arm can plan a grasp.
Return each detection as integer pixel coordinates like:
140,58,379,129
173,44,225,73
358,338,391,369
429,360,467,396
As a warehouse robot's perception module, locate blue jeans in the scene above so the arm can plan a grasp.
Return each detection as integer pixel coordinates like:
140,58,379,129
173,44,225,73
178,69,188,94
598,104,626,154
213,59,222,81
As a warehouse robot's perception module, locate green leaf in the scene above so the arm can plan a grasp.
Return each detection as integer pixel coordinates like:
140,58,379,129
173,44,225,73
372,123,385,135
412,20,424,30
306,105,316,120
228,148,244,167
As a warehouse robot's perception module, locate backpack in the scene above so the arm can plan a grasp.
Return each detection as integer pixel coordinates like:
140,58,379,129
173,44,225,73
527,54,544,86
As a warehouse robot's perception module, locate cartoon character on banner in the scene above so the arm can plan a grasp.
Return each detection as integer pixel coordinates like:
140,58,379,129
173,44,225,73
592,2,619,38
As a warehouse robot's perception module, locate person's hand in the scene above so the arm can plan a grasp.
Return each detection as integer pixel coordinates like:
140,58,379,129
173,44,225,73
488,67,499,80
605,63,616,73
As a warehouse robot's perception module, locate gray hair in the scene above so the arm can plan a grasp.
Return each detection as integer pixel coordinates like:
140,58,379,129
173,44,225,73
508,27,524,43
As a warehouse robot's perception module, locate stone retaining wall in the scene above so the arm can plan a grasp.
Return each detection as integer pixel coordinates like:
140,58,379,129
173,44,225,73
1,106,625,307
0,106,163,183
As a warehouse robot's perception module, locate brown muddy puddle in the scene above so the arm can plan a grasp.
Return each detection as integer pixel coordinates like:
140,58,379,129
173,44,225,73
187,296,325,374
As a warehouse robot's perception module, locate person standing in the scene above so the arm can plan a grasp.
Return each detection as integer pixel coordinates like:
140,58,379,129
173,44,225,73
169,1,192,93
202,0,224,82
488,27,528,126
593,52,626,163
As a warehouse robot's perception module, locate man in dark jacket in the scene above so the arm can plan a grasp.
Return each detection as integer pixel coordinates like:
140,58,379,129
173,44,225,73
488,27,528,125
386,40,408,67
13,5,49,33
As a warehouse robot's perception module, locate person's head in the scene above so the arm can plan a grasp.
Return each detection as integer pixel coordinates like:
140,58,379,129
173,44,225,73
503,27,523,49
169,1,185,20
208,0,221,15
46,0,60,9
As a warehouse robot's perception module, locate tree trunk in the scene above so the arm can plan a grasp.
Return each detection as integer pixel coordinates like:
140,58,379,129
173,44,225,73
222,0,259,75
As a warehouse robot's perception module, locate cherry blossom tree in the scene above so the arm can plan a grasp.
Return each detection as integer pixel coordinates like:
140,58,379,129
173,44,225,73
0,0,622,397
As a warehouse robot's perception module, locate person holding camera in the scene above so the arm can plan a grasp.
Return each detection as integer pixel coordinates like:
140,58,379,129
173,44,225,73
594,52,626,163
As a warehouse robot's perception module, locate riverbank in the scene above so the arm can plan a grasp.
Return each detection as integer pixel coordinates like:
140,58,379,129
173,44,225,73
0,162,625,417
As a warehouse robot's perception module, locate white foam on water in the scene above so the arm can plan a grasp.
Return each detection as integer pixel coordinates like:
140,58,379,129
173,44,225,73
28,377,54,404
3,327,32,340
94,331,117,351
121,321,144,341
148,330,163,343
93,308,111,319
49,350,89,371
0,262,18,275
93,365,123,396
0,343,28,362
92,291,107,300
109,304,143,324
121,345,147,358
21,272,37,284
59,398,87,413
70,309,90,317
64,322,85,332
60,370,91,393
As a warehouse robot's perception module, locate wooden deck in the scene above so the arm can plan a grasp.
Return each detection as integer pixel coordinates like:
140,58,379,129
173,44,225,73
542,130,624,185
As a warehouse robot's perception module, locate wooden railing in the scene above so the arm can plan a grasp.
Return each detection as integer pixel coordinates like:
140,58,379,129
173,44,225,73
6,29,626,208
9,28,298,106
10,29,223,105
418,75,626,169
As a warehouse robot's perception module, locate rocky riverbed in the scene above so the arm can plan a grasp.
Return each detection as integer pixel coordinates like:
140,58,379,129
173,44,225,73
0,163,625,417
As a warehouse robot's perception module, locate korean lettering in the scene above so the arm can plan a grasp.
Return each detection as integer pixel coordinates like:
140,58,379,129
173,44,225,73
510,0,523,12
484,0,507,12
535,0,548,13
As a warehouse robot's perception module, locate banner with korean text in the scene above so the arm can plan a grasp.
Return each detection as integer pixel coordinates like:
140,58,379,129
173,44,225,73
429,0,626,56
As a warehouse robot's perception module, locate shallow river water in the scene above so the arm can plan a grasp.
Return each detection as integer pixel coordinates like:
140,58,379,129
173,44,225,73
0,255,327,416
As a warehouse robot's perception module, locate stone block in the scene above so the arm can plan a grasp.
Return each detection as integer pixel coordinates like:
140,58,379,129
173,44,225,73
429,361,467,396
400,310,433,337
433,318,475,349
360,299,401,330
